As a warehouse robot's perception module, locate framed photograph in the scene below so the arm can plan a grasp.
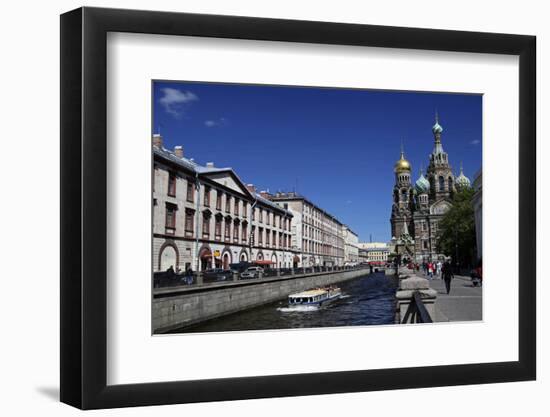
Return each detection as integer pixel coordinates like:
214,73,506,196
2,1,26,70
60,6,536,409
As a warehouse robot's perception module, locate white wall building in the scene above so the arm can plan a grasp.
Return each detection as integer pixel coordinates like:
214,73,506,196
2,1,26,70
269,192,345,267
342,225,360,264
357,242,390,263
152,134,295,272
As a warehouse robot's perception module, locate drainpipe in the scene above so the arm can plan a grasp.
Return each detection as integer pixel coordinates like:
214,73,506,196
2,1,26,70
249,198,258,263
194,172,201,273
282,211,288,269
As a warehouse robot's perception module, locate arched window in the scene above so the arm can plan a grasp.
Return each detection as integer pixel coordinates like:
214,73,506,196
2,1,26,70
438,176,445,191
159,244,178,271
448,176,453,191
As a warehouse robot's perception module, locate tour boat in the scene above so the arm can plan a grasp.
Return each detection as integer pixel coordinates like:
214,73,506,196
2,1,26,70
287,286,342,307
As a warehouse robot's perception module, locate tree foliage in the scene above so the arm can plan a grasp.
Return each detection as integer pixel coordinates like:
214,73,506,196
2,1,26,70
436,188,477,267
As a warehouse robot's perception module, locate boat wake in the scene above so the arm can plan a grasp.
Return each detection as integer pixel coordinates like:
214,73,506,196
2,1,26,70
277,305,319,313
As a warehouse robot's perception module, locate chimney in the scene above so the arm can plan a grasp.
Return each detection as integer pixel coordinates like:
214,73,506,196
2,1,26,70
206,162,215,168
152,133,163,148
174,146,184,158
260,190,271,200
246,184,256,193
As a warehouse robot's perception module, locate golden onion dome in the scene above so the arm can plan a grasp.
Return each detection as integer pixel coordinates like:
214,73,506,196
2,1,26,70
394,152,411,173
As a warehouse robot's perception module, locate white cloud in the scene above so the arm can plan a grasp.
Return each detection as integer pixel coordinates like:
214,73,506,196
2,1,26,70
158,88,198,118
470,139,481,145
204,117,227,128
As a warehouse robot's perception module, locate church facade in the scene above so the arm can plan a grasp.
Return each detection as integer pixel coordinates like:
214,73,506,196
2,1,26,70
390,115,471,263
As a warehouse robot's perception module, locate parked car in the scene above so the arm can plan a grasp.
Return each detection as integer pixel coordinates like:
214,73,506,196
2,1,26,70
229,262,252,273
240,266,264,279
203,268,232,282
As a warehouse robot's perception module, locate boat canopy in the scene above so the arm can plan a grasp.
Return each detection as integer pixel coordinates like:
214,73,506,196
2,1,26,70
289,289,327,298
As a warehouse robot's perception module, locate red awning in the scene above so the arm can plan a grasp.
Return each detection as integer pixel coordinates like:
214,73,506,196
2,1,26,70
254,260,274,265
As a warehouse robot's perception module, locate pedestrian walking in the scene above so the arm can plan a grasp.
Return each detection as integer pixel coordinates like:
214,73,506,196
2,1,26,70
185,267,194,285
442,260,454,294
427,262,434,279
436,261,442,278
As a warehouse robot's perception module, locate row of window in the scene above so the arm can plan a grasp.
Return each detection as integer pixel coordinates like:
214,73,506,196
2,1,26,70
167,172,291,230
419,221,438,233
303,205,341,231
302,223,344,243
367,254,388,261
436,176,453,192
302,239,345,256
165,205,291,248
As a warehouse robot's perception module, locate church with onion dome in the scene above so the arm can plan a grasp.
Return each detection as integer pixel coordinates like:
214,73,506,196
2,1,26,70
390,113,471,263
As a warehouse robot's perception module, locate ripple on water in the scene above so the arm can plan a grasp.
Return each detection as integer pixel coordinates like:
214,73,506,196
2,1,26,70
178,272,398,333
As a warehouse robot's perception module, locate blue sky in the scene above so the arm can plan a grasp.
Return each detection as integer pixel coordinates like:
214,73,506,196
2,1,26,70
153,81,482,243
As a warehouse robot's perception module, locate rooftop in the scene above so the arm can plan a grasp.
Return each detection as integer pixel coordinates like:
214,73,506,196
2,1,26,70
270,191,343,225
153,144,293,216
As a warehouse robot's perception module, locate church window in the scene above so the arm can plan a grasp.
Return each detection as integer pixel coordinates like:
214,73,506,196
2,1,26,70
438,176,445,191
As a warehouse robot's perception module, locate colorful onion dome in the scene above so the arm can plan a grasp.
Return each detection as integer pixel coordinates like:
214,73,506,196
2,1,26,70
415,171,430,194
455,163,471,190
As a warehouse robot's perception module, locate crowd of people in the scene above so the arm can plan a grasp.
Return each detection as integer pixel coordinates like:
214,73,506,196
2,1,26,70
405,258,482,295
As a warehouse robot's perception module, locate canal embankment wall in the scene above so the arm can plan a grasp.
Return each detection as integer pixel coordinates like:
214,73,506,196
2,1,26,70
153,268,369,333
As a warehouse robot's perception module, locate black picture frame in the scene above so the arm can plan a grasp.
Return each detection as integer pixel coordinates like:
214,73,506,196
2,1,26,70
60,6,536,410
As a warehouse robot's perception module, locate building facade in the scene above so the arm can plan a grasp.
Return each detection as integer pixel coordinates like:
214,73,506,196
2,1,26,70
269,192,346,267
342,226,360,265
390,115,472,263
358,242,390,263
152,134,295,273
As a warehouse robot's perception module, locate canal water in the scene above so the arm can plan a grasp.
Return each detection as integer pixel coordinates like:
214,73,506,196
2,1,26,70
179,272,398,333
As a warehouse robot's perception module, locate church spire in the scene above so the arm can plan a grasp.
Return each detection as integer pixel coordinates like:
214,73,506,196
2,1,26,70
432,111,445,155
402,216,409,236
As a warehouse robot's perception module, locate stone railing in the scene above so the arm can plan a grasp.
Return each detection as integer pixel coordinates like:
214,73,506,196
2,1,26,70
395,273,437,324
153,265,368,289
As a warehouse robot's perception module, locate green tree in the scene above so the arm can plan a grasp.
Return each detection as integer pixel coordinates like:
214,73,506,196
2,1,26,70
436,188,477,267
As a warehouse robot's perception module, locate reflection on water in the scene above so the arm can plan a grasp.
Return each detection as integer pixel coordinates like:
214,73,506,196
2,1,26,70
174,272,397,333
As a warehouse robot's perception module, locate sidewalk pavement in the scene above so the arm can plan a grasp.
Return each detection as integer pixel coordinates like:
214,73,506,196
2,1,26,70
414,271,483,322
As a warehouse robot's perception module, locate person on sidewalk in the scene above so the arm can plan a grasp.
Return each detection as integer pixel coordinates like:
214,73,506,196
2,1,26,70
427,262,434,279
442,260,454,294
436,260,442,278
